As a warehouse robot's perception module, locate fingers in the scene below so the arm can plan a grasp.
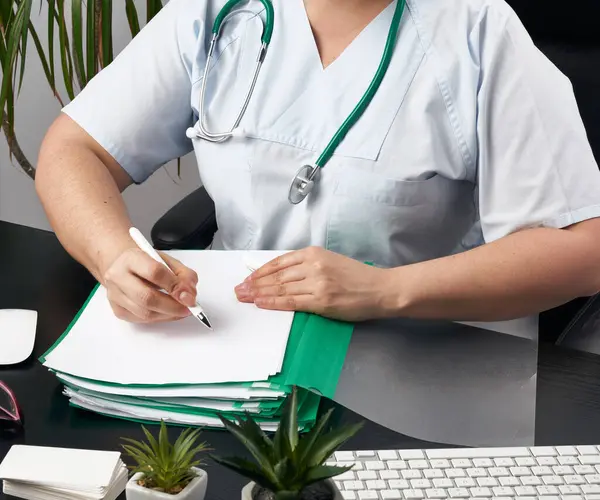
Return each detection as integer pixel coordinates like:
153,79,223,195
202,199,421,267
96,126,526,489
247,250,306,281
117,274,192,317
108,288,188,324
236,281,310,303
253,295,313,312
161,252,199,286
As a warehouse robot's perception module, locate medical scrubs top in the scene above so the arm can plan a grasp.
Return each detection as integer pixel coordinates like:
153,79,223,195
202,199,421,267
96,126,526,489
63,0,600,269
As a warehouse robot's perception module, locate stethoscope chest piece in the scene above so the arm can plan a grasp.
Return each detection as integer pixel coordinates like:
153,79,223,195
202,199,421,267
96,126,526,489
288,165,319,205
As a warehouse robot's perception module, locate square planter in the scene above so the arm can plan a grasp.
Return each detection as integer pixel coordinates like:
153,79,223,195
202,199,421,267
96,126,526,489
241,479,343,500
126,467,207,500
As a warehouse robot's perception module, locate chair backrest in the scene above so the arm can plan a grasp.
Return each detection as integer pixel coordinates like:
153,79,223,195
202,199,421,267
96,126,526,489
504,0,600,163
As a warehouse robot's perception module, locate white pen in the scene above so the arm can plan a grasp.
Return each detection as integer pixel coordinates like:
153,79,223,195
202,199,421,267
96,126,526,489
128,227,213,330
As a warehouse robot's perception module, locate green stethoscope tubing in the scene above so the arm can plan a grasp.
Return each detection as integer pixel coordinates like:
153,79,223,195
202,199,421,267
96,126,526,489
213,0,275,44
315,0,406,170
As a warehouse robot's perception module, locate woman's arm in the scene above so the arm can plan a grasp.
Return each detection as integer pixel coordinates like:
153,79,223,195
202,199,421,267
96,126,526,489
237,220,600,322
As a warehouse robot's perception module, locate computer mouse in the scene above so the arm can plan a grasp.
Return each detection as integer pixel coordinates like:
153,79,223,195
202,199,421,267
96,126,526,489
0,310,37,365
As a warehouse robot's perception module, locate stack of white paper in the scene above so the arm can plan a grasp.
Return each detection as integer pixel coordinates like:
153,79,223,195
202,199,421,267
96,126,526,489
41,251,321,429
0,445,127,500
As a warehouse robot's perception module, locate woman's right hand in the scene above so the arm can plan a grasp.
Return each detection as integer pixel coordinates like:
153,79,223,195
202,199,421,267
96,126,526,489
102,248,199,323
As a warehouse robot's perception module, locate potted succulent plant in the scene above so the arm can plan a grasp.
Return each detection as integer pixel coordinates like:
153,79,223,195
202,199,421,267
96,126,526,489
212,386,363,500
121,420,209,499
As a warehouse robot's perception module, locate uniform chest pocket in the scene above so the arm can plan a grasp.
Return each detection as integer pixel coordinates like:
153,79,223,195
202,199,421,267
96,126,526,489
326,167,475,268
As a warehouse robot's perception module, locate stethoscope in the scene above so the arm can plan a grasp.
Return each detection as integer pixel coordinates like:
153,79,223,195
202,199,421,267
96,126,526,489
186,0,406,205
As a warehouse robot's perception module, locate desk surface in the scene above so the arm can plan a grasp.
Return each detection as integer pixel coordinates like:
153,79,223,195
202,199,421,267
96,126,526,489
3,220,600,500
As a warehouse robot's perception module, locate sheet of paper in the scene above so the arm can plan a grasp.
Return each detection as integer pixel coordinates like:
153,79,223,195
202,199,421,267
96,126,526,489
0,309,37,365
44,251,293,385
57,373,284,400
0,445,121,492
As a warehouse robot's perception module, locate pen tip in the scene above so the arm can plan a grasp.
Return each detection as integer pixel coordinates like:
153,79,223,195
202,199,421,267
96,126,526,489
200,315,213,330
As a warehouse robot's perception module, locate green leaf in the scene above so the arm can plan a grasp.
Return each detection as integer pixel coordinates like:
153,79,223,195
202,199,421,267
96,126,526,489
125,0,140,37
274,492,301,500
217,414,278,484
142,425,161,457
158,420,171,470
100,0,112,67
47,0,57,93
28,24,56,101
280,386,299,456
16,0,34,94
71,0,86,87
146,0,162,23
56,0,75,99
304,465,352,486
210,455,279,492
1,1,27,118
294,408,333,467
86,0,97,79
306,422,364,468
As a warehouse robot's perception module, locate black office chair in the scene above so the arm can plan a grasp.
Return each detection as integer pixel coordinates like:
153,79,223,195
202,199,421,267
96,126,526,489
151,0,600,343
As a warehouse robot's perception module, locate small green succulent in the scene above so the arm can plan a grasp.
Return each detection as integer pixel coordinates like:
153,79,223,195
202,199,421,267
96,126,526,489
121,420,209,495
212,387,364,500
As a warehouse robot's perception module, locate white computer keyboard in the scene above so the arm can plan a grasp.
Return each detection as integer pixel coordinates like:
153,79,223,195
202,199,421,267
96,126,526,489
326,445,600,499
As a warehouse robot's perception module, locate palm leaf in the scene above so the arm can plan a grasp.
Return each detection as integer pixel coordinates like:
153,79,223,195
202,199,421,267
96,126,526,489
56,0,75,99
28,24,58,103
47,0,57,92
86,0,97,79
100,0,113,67
71,0,85,87
124,0,140,37
146,0,162,23
0,1,26,121
16,0,34,94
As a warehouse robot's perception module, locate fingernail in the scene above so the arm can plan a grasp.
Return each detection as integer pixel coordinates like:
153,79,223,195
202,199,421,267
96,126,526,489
179,291,195,307
236,282,250,293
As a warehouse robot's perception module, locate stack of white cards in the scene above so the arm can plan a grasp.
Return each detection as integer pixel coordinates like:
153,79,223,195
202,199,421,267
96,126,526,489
0,445,127,500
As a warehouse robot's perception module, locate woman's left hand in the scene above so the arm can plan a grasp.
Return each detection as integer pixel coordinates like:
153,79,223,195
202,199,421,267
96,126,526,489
234,247,397,321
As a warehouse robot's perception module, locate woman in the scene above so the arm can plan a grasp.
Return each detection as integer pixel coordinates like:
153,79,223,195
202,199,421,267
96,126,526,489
36,0,600,324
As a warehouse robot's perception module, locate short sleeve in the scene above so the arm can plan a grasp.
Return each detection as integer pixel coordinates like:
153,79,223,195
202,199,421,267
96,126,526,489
474,7,600,243
62,0,205,183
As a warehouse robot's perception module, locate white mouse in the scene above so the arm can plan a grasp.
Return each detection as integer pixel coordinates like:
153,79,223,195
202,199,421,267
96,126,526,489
0,310,38,365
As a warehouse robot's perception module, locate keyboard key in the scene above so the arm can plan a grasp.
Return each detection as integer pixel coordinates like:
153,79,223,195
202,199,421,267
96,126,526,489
562,496,584,500
515,457,536,467
388,479,410,489
574,465,596,474
455,477,476,488
402,470,422,480
493,458,514,467
357,471,377,481
588,474,600,484
448,487,470,497
466,468,487,477
553,465,574,475
341,492,356,500
378,450,398,460
344,481,365,491
558,456,579,466
336,451,356,461
580,456,600,465
469,487,492,497
400,450,425,460
387,460,407,470
488,467,509,477
365,480,387,490
498,476,520,486
451,459,472,468
583,484,600,494
520,476,542,486
423,469,444,479
425,489,447,498
557,446,579,456
537,456,557,466
531,447,557,457
492,486,514,495
365,461,385,471
411,479,431,489
446,469,466,478
477,478,498,487
536,485,559,494
577,445,599,455
473,458,494,468
340,461,363,470
426,447,530,459
357,492,378,500
404,489,425,499
510,467,532,476
356,451,376,457
542,475,564,485
515,485,537,495
537,496,560,500
565,475,586,484
429,459,450,468
532,466,552,475
432,478,453,488
409,460,430,469
379,470,400,480
337,471,357,481
559,485,582,494
381,490,402,500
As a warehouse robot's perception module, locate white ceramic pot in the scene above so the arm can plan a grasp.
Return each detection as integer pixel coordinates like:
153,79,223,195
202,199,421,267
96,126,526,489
241,479,343,500
126,467,208,500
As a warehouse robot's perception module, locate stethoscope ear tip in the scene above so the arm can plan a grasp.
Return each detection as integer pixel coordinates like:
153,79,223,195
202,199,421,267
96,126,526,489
230,127,246,138
185,127,198,139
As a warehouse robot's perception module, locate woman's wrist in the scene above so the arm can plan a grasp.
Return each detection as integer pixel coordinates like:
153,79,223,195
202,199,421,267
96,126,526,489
374,266,414,319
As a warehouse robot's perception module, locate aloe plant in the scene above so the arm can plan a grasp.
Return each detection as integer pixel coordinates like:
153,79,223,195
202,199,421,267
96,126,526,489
212,387,364,500
0,0,164,179
121,420,209,495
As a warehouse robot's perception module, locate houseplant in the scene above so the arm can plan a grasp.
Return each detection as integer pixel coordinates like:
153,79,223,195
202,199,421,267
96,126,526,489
0,0,166,179
212,386,364,500
121,420,210,499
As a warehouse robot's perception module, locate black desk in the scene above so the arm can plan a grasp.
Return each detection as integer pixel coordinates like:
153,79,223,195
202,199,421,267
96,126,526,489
3,220,600,499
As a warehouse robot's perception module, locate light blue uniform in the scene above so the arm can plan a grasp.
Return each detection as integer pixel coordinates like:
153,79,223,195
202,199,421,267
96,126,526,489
64,0,600,270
